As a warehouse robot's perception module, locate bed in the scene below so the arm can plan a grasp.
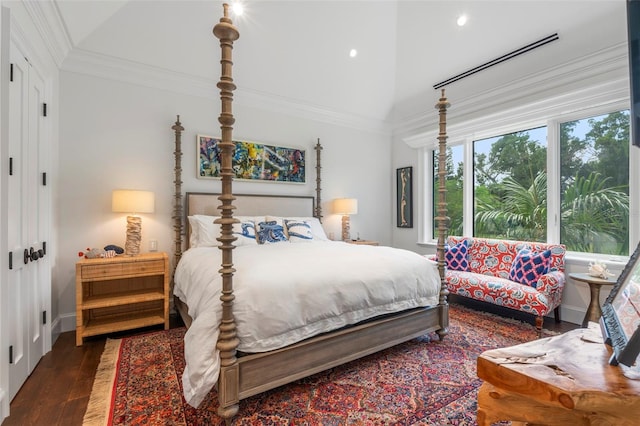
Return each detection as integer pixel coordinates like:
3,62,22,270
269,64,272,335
170,5,451,423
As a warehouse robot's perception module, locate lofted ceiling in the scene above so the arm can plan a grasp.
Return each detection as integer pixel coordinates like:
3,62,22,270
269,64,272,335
53,0,628,126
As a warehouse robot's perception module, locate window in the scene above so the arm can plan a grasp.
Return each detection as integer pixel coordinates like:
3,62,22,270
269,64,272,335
473,127,547,242
559,111,630,255
430,109,630,256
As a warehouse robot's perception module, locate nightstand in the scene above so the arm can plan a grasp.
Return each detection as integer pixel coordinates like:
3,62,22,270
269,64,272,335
346,240,379,246
75,252,169,346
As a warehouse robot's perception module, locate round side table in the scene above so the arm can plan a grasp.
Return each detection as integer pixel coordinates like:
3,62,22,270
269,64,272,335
569,272,617,328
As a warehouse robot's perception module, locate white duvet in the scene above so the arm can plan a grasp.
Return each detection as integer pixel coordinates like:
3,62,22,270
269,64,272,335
173,241,440,407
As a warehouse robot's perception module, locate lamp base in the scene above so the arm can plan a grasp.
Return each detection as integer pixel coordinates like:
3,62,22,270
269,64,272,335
125,215,142,256
341,215,351,241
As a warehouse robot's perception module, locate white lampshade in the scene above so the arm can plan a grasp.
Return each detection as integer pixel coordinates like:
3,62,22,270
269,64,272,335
112,190,155,214
333,198,358,215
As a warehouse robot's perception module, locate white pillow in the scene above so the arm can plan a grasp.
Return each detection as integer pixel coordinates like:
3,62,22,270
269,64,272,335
188,215,260,247
283,216,329,241
188,215,220,247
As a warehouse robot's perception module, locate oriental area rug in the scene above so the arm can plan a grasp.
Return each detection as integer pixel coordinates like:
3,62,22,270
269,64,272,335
84,305,551,425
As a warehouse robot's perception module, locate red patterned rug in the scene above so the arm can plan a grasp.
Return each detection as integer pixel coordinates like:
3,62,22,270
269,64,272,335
84,305,550,425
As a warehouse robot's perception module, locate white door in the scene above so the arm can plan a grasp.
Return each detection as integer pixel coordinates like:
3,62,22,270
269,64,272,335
7,42,49,401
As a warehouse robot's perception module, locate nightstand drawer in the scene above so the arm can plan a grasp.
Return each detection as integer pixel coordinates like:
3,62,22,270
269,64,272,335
81,259,165,279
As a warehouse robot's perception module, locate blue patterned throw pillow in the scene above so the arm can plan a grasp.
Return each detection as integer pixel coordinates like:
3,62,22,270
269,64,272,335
232,219,257,246
445,240,469,271
508,248,551,288
284,219,313,243
257,220,288,244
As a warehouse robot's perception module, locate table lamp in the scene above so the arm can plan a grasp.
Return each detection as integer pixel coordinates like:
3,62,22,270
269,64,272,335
333,198,358,241
112,190,155,256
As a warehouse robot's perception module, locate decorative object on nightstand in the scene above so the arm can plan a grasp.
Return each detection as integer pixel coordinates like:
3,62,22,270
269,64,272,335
75,252,169,346
333,198,358,241
112,189,155,256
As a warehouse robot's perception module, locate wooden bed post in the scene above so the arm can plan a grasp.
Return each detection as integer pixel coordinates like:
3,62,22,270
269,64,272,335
314,138,323,222
435,89,450,341
213,4,240,423
171,115,184,282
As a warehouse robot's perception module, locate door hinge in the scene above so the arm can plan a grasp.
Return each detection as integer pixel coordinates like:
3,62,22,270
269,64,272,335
9,157,13,175
9,346,13,364
8,252,12,270
42,172,47,186
43,103,47,117
42,311,47,325
10,63,13,82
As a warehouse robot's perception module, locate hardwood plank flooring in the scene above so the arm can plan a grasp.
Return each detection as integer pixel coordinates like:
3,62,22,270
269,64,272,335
1,305,578,426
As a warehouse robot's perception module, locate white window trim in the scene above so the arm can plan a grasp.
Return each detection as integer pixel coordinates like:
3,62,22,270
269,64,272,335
418,79,638,257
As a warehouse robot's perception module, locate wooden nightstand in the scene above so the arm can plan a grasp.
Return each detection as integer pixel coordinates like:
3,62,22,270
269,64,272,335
75,252,169,346
346,240,379,246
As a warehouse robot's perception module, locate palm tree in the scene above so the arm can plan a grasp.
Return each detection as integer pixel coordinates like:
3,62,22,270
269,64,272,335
560,172,629,255
475,172,547,241
475,172,629,255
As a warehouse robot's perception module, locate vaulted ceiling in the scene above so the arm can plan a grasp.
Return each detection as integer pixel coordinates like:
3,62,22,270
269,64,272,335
53,0,628,127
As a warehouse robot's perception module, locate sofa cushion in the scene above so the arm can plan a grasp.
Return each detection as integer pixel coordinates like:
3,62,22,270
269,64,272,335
446,239,469,271
508,248,552,288
446,270,555,317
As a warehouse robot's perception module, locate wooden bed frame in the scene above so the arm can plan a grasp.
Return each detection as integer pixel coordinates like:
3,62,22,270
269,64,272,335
170,4,451,423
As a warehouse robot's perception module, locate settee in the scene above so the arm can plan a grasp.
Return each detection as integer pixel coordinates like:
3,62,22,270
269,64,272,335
441,236,566,334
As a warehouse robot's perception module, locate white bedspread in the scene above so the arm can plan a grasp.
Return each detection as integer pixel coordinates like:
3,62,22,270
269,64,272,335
173,241,440,407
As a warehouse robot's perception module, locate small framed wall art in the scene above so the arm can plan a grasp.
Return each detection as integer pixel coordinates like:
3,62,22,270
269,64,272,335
396,166,413,228
198,135,306,183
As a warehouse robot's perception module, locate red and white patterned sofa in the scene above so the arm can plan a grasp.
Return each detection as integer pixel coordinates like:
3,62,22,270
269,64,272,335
442,236,566,334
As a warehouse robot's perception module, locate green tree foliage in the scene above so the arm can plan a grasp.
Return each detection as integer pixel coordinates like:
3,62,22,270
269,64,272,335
471,111,629,255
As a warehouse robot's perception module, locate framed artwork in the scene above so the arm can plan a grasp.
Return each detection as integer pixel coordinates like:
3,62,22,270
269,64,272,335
198,135,306,183
396,166,413,228
601,240,640,366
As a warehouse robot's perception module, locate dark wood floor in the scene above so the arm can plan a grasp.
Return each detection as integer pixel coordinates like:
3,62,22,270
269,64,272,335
1,303,578,426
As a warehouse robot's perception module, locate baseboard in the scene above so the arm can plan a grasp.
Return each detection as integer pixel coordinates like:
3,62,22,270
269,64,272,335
55,312,76,334
557,304,585,326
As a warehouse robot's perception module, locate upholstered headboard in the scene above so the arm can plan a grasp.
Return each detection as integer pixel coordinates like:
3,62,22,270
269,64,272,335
186,192,315,217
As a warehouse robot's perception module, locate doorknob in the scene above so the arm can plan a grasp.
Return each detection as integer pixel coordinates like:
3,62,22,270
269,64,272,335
30,247,39,261
29,247,41,262
24,248,29,264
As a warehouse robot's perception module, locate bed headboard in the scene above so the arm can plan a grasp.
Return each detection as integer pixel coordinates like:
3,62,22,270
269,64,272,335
186,192,315,218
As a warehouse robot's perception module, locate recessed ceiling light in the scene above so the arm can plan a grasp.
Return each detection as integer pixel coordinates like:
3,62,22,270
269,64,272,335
349,49,358,58
457,15,468,26
232,2,244,16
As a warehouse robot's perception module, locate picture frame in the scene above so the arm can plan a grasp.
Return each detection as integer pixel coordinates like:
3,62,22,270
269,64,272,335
396,166,413,228
197,134,306,183
600,240,640,366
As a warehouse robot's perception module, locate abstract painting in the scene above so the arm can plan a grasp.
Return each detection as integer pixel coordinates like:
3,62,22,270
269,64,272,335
198,135,305,183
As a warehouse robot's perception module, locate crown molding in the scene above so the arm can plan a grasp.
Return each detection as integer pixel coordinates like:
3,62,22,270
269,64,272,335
62,48,391,136
21,0,72,68
398,42,629,145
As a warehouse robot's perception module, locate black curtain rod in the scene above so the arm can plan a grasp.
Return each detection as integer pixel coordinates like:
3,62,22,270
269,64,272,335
433,33,559,90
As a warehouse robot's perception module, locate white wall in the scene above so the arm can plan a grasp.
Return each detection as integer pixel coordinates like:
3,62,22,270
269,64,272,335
55,71,392,331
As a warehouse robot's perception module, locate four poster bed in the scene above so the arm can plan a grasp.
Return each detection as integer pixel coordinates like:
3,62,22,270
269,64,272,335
170,5,451,424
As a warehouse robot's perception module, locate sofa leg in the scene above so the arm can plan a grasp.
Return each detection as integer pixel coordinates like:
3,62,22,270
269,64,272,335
535,316,543,337
554,307,561,323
